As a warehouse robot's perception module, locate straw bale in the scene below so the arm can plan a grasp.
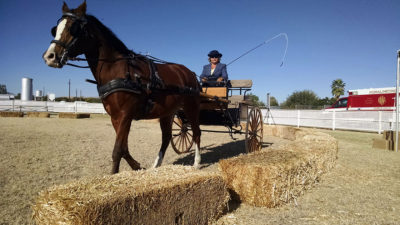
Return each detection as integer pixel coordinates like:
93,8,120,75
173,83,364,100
0,111,24,117
58,113,91,119
32,165,229,225
383,130,392,140
219,130,338,207
27,112,50,118
264,125,313,141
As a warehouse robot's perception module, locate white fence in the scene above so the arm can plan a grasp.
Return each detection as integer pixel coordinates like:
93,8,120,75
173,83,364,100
0,100,397,133
0,100,106,114
262,109,395,134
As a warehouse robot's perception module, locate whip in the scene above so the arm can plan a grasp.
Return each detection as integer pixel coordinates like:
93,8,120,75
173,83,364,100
227,33,289,67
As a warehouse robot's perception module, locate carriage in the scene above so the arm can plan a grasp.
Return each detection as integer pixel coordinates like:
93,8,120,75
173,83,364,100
170,80,264,154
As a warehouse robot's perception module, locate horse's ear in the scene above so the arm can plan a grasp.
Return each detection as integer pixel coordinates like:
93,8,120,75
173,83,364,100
75,1,87,16
62,2,69,13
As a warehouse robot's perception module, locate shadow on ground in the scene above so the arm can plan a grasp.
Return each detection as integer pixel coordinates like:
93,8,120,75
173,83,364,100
173,140,246,167
173,140,273,168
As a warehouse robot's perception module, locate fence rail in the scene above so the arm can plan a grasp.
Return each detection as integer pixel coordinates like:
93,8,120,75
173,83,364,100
1,100,397,133
0,100,106,114
262,109,395,134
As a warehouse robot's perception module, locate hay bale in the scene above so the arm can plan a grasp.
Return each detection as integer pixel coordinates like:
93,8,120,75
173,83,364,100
58,113,90,119
383,130,393,140
27,112,50,118
219,131,338,207
0,111,24,117
264,125,312,141
32,166,229,225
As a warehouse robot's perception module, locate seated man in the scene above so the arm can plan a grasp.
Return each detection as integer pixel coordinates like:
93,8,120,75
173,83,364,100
200,50,228,87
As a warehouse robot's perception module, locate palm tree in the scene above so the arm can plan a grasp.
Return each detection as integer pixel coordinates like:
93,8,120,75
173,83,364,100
331,79,346,100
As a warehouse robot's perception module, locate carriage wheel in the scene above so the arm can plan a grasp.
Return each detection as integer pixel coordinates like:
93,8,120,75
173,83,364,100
245,107,264,153
171,116,194,154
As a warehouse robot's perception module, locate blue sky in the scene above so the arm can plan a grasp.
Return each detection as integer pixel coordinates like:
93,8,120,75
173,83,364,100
0,0,399,104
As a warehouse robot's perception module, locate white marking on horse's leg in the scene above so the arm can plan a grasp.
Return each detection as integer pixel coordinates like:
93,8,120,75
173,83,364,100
193,144,201,169
152,151,164,168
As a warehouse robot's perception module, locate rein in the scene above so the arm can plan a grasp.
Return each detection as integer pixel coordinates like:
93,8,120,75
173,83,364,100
66,54,173,68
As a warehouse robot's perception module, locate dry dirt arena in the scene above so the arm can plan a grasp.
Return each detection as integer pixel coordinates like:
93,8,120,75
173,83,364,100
1,114,400,225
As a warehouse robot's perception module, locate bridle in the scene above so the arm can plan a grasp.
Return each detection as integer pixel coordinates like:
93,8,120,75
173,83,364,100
50,12,87,66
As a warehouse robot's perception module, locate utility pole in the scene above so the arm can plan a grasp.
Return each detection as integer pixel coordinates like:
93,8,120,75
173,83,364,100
68,79,71,100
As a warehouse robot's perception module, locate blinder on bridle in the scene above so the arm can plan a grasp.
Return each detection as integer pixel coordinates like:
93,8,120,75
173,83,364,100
50,12,87,65
51,19,83,38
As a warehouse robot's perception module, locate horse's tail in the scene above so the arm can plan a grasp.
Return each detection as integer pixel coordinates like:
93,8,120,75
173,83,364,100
191,71,202,92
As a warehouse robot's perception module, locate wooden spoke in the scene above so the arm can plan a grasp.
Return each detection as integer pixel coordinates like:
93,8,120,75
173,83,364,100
245,107,264,153
170,116,194,154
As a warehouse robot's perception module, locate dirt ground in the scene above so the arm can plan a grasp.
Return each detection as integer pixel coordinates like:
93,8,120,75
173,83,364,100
0,115,399,225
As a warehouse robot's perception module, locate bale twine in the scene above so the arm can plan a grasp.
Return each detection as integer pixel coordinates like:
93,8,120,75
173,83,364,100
219,128,338,207
0,111,24,117
58,113,90,119
27,112,50,118
32,165,229,225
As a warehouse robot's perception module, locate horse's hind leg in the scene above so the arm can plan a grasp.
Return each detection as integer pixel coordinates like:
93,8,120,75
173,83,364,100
183,98,201,169
152,115,173,168
111,117,141,174
191,121,201,169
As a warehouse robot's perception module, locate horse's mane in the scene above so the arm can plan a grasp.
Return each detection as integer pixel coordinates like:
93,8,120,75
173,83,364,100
86,15,135,56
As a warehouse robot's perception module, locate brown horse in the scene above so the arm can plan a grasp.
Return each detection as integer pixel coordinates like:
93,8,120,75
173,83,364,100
43,2,202,174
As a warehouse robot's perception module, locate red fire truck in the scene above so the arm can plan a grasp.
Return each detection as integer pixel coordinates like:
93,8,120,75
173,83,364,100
326,87,397,111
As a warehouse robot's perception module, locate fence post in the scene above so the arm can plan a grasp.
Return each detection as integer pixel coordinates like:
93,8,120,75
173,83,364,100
269,111,272,125
74,101,78,113
378,111,382,134
297,110,300,128
332,111,336,130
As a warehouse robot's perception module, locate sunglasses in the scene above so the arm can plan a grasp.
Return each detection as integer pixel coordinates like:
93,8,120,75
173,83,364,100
210,56,220,58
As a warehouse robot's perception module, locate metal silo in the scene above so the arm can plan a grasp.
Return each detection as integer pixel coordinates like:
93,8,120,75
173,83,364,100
35,90,42,97
21,77,33,101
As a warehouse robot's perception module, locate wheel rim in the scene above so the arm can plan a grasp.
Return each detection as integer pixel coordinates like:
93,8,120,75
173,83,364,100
171,117,193,154
245,107,263,153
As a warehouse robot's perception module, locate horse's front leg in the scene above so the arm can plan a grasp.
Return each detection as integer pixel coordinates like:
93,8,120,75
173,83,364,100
111,117,141,174
152,116,173,168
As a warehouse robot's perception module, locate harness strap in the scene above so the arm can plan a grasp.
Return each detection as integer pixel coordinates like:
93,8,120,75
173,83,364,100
146,58,164,89
96,78,200,100
97,78,144,99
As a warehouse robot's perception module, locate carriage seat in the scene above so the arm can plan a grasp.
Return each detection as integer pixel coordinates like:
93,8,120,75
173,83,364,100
227,80,253,105
201,79,253,100
201,87,227,98
229,80,252,88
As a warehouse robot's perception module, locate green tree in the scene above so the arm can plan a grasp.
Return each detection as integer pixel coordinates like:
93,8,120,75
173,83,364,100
331,79,346,100
281,90,320,109
317,97,336,107
246,93,265,107
0,84,7,94
269,96,279,106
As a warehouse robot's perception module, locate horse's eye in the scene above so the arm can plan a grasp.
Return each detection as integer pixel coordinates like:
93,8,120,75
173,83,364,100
51,26,57,37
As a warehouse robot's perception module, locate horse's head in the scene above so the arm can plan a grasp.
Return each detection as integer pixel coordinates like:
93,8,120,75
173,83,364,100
43,2,88,68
